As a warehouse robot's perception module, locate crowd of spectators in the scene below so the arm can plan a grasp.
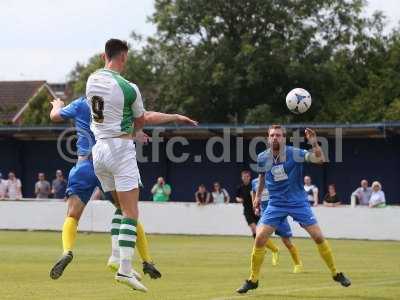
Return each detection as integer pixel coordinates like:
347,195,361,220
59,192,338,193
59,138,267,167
0,168,390,208
307,178,386,208
0,170,67,200
0,171,22,199
195,182,230,205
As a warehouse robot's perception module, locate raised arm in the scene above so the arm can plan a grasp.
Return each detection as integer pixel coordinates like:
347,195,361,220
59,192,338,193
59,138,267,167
305,128,326,164
144,112,198,126
151,184,158,194
49,99,66,122
163,184,172,196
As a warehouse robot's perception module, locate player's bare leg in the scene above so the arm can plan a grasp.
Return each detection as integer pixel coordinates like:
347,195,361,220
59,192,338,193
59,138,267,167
237,224,275,294
114,188,147,292
249,222,257,238
50,196,85,279
280,237,303,273
304,224,351,287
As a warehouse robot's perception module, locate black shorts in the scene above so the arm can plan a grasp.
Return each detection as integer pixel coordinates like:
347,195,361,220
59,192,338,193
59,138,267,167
244,211,260,225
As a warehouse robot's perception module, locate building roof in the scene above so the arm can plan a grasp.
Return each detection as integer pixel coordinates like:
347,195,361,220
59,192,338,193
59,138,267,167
0,81,47,123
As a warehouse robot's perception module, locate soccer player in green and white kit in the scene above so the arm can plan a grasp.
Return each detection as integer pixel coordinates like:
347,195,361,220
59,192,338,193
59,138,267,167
86,39,149,292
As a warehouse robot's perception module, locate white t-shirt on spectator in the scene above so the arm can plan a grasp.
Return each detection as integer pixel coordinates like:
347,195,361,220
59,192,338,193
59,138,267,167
0,179,7,198
212,189,229,204
369,191,385,207
7,179,22,199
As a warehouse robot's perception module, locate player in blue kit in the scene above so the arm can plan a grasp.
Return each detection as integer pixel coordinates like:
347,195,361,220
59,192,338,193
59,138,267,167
251,177,303,273
237,125,351,293
49,97,197,281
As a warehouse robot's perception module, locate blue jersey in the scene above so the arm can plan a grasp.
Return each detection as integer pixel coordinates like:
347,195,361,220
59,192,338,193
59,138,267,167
60,97,95,156
251,178,269,202
257,146,309,207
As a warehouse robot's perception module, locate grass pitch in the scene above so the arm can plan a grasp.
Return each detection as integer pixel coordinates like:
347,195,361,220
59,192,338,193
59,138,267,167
1,231,399,300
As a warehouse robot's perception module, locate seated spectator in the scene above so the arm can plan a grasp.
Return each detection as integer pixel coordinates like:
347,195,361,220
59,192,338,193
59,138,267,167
195,184,210,205
35,172,51,199
0,172,7,199
323,184,341,207
304,176,318,206
211,182,230,204
51,170,67,199
369,181,386,208
351,179,372,206
6,172,22,199
151,177,172,202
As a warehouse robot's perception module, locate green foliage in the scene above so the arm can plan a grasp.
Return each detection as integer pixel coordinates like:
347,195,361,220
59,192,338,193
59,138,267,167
20,88,53,125
68,0,400,124
0,105,18,125
68,50,159,110
69,55,103,96
384,98,400,121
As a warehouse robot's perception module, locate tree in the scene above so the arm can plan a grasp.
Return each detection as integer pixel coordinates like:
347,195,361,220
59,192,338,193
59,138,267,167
147,0,389,123
384,99,400,121
21,88,53,125
68,0,400,124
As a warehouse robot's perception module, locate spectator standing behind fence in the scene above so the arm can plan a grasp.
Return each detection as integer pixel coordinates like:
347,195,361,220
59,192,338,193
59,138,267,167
195,184,210,205
151,177,172,202
6,172,22,199
52,170,67,199
211,182,230,204
351,179,372,206
35,173,51,199
304,176,319,206
0,172,7,199
323,184,341,207
369,181,386,208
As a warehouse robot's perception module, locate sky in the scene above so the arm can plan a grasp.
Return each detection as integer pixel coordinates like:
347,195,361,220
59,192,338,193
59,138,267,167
0,0,399,83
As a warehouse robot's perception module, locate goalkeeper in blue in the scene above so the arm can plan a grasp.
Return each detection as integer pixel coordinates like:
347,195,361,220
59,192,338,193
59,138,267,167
237,125,351,294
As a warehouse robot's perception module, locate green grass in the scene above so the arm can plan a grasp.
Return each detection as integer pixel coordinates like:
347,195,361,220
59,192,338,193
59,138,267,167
0,231,400,300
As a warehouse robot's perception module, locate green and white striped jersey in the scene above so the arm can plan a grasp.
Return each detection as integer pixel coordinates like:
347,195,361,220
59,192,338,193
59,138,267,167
86,68,145,139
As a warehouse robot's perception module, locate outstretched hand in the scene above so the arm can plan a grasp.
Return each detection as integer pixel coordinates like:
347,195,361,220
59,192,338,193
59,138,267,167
175,114,198,126
305,128,318,146
50,98,65,109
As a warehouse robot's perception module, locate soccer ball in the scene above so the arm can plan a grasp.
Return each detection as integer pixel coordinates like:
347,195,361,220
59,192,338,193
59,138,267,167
286,88,312,114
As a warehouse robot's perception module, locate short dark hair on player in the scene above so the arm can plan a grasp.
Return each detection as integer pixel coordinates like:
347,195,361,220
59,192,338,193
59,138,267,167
241,170,251,176
268,124,286,137
105,39,129,59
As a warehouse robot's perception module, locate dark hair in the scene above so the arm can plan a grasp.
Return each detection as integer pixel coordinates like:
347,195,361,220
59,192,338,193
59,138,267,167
213,182,221,192
105,39,129,59
241,170,251,176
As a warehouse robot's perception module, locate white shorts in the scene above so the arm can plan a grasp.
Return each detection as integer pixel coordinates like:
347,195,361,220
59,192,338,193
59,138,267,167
92,138,140,192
